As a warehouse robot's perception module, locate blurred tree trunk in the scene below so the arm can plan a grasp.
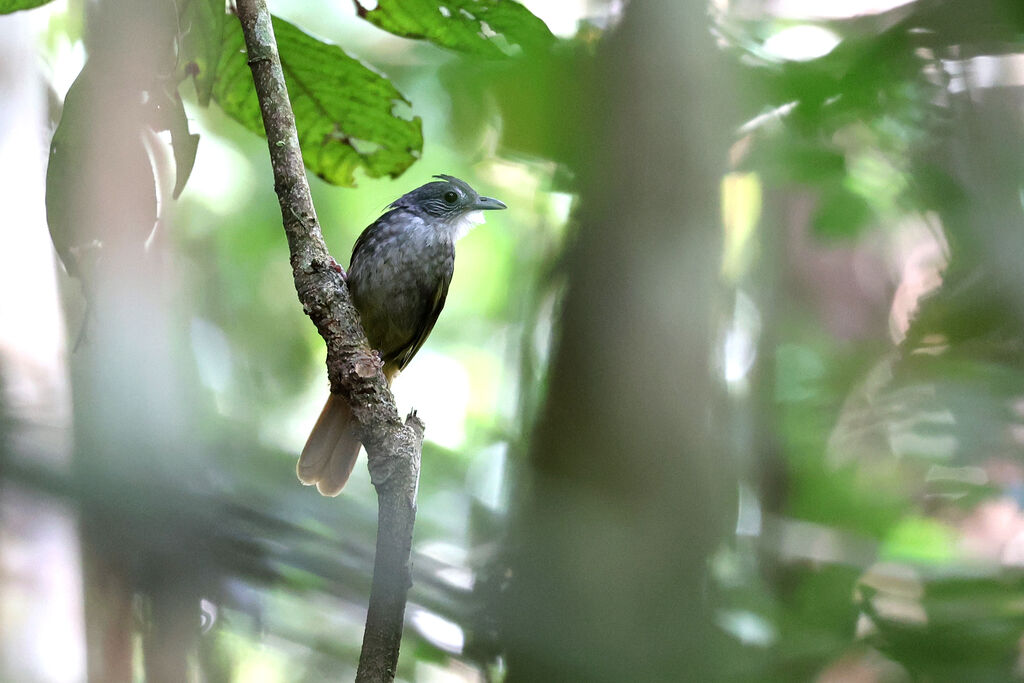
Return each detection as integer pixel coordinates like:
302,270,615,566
502,2,737,681
55,1,203,680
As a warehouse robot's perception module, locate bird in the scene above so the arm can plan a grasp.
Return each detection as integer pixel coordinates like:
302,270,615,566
297,175,507,496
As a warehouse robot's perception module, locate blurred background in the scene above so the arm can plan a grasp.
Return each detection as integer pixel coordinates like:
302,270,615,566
2,0,1024,681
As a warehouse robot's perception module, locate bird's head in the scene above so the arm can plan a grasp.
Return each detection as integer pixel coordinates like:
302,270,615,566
391,175,506,237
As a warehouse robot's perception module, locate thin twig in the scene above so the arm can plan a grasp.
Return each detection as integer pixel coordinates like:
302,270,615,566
233,3,424,681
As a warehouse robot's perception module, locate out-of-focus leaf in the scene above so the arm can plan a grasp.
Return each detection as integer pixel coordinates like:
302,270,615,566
880,516,957,564
46,62,157,276
171,132,200,200
812,185,874,239
357,0,555,57
775,343,827,404
149,86,200,199
45,74,87,275
867,574,1024,680
212,15,422,185
777,342,907,538
0,0,54,13
175,0,226,105
450,47,590,166
746,139,847,187
910,163,967,217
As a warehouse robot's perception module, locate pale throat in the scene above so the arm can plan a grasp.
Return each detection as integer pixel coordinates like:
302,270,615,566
448,210,487,241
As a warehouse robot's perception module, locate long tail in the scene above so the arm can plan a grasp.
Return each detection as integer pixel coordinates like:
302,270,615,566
297,394,362,496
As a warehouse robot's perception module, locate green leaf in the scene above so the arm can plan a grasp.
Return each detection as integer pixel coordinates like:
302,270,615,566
0,0,55,13
149,87,200,199
171,129,201,200
880,516,957,564
213,15,422,186
812,185,874,239
745,139,846,185
357,0,555,57
175,0,226,105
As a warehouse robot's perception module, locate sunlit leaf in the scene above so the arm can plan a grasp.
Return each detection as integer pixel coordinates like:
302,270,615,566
356,0,555,57
880,516,957,564
0,0,55,13
213,15,423,186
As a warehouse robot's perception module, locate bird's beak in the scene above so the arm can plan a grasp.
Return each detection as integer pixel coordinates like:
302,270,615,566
473,196,507,211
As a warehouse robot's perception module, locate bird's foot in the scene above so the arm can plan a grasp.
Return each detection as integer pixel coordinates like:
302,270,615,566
405,408,425,437
329,257,346,280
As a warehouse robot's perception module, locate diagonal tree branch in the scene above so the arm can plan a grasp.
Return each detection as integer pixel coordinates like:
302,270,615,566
233,2,424,680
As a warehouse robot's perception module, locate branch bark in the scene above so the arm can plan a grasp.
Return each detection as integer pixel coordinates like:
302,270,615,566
233,3,424,681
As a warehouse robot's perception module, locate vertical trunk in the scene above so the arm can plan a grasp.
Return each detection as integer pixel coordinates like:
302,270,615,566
58,1,199,680
82,545,134,683
144,568,198,683
503,2,736,681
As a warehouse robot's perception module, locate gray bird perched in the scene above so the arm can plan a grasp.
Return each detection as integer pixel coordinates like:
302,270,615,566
298,175,507,496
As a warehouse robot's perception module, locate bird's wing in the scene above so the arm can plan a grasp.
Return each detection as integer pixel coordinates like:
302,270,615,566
394,267,452,372
351,210,397,260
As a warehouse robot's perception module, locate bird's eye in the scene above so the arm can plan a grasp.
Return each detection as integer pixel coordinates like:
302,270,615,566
443,191,458,204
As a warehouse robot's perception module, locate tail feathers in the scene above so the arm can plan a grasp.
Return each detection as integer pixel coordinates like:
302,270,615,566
297,394,362,497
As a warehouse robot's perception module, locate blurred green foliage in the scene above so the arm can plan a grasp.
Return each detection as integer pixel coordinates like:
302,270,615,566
716,1,1024,680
